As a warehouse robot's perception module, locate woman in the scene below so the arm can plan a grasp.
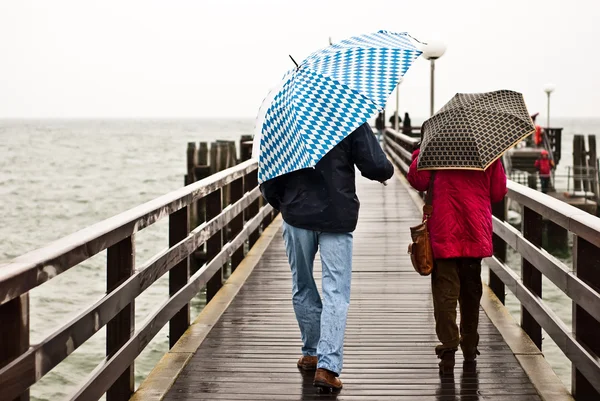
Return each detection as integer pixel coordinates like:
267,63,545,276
402,112,412,135
407,148,507,375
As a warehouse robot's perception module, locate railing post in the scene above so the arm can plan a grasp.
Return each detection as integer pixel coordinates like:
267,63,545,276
490,197,507,304
572,235,600,400
169,206,190,348
106,236,135,401
191,166,211,273
206,189,223,303
246,168,260,248
521,206,543,349
0,294,29,401
229,177,245,273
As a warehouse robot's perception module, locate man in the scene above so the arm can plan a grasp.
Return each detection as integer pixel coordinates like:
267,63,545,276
260,123,394,390
388,111,402,130
374,111,386,142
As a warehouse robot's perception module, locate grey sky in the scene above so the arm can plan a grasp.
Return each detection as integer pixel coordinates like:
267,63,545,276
0,0,598,119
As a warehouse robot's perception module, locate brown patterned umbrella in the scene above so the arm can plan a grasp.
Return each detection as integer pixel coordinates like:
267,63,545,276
417,90,535,171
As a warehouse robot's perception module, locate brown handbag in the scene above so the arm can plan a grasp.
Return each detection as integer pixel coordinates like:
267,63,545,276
408,172,436,276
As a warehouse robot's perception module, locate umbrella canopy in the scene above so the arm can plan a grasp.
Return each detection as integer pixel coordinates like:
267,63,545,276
417,90,535,171
254,30,422,183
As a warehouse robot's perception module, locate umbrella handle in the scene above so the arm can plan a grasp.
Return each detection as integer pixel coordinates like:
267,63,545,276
289,55,299,69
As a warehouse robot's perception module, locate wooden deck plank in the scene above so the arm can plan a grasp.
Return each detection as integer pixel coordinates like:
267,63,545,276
162,175,541,401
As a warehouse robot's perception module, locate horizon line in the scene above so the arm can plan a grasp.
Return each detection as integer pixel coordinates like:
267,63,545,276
1,115,600,121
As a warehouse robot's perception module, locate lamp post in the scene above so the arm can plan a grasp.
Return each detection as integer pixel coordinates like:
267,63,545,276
543,83,556,129
421,40,447,116
395,78,403,131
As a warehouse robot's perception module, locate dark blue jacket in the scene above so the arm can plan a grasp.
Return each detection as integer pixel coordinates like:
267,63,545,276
260,123,394,233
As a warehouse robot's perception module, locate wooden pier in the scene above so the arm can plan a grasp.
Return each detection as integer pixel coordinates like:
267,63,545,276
134,174,548,400
1,130,600,400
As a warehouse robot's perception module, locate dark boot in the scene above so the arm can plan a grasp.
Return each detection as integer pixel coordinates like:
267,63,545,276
313,368,342,390
462,347,480,363
438,349,455,376
297,356,318,371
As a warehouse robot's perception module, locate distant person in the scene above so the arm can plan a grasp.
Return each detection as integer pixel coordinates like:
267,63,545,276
375,111,386,142
402,112,412,135
531,113,543,147
389,112,402,129
407,146,507,375
535,149,554,193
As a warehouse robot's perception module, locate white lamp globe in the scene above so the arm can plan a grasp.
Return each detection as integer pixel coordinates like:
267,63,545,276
421,40,447,60
543,83,556,94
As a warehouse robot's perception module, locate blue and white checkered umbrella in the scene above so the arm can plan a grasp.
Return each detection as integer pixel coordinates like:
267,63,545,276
253,30,422,183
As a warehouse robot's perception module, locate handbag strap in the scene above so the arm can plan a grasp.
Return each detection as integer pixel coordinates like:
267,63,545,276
423,172,436,218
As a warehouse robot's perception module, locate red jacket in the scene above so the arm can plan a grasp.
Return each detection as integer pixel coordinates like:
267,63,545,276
534,158,553,176
407,149,507,259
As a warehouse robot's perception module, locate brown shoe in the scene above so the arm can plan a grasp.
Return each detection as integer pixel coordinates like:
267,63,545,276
297,356,318,371
313,368,342,390
438,350,455,376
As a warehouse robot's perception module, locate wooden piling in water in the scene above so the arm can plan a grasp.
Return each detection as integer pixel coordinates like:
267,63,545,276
589,135,598,201
198,142,208,166
186,143,198,226
240,135,253,163
573,135,586,193
212,142,234,223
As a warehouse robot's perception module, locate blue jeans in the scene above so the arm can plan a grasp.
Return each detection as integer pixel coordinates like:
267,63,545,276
282,221,353,375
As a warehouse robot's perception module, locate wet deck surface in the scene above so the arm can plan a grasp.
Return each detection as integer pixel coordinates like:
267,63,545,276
163,175,541,400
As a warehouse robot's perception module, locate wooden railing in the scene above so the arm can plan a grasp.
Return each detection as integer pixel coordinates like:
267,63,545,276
488,185,600,400
382,127,418,174
0,159,275,401
384,128,600,400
